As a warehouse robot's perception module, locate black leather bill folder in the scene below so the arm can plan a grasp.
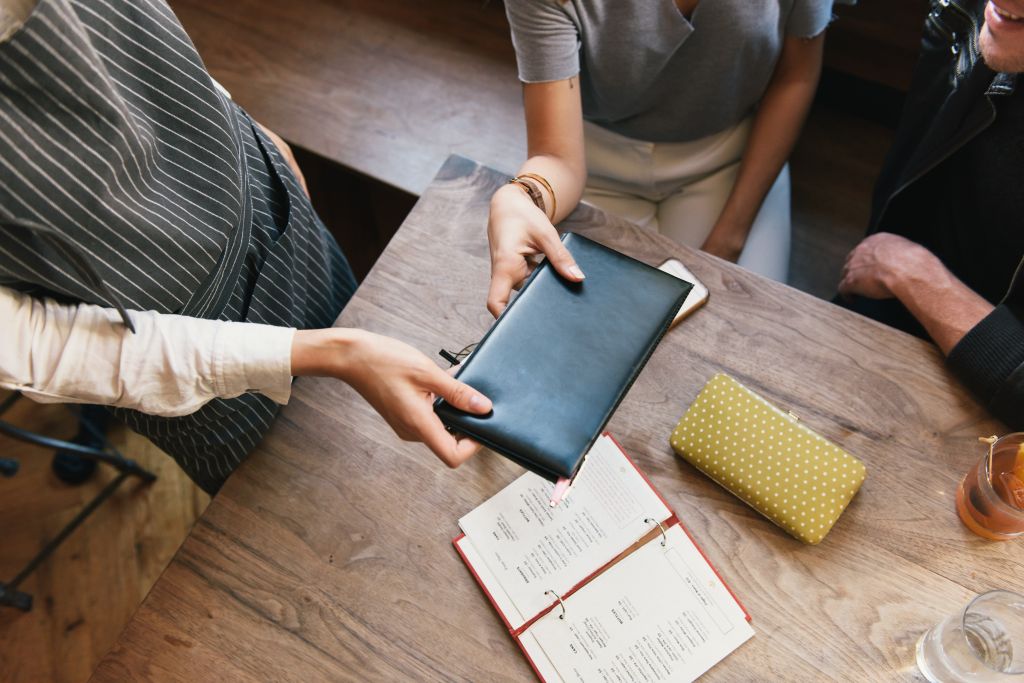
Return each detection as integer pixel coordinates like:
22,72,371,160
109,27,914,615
434,233,692,482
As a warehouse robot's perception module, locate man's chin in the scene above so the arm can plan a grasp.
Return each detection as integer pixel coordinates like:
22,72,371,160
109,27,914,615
980,24,1024,73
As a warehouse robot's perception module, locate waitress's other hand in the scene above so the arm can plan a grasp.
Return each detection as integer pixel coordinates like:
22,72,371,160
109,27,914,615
254,120,310,198
291,329,492,467
486,184,585,317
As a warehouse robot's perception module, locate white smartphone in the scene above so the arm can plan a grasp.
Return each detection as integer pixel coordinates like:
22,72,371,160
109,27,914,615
658,257,709,327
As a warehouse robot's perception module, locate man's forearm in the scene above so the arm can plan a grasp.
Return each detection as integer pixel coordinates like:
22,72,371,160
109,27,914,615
890,253,994,355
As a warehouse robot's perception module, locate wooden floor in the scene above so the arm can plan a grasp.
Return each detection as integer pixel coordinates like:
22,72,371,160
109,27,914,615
789,101,895,299
0,396,209,683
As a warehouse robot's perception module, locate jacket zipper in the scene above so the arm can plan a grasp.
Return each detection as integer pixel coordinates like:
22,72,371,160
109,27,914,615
876,2,990,229
907,3,1019,308
927,9,956,43
940,0,980,81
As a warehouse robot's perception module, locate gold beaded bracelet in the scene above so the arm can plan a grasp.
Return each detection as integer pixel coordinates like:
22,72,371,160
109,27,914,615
508,176,546,218
508,173,556,221
518,172,556,221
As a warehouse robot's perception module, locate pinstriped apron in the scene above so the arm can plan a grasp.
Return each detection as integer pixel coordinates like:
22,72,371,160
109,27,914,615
0,0,357,492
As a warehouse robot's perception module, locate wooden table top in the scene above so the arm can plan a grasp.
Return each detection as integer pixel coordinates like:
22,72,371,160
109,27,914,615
91,157,1021,682
170,0,525,196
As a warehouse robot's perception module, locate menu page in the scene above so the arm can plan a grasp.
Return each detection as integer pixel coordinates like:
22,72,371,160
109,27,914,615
520,524,753,682
459,435,671,629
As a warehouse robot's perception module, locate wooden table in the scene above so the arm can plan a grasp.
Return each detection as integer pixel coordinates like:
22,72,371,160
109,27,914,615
91,157,1020,682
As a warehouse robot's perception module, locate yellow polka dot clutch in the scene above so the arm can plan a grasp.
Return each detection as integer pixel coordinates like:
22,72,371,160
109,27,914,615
670,373,866,544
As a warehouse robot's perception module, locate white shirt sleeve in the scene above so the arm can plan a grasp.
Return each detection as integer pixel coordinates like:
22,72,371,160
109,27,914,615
0,286,296,417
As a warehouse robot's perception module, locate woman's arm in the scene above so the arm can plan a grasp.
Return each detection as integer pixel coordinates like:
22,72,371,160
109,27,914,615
486,77,587,317
701,33,825,262
1,287,490,467
0,286,294,415
291,329,491,467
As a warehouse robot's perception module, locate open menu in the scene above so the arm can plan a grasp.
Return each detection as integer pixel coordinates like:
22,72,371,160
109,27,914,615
454,434,754,682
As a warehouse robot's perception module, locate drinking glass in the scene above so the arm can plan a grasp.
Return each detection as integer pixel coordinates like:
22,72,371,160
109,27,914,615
916,590,1024,682
956,433,1024,540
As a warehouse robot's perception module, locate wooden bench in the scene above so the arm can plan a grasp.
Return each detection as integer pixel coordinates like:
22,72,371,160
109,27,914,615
169,0,928,296
828,0,928,93
170,0,525,196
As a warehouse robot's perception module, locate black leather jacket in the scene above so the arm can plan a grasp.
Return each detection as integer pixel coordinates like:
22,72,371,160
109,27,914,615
870,0,1023,428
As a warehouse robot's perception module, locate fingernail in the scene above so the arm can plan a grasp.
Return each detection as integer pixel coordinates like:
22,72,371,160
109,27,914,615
569,265,585,280
469,394,490,412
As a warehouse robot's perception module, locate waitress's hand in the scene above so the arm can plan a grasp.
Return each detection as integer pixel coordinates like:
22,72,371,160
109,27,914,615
486,184,585,317
291,329,491,467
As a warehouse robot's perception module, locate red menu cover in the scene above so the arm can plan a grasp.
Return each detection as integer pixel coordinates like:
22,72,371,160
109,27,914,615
454,434,752,682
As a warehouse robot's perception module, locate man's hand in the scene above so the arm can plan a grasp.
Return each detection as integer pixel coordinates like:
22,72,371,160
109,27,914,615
839,232,993,354
291,329,491,467
254,121,309,198
838,232,937,300
486,184,584,317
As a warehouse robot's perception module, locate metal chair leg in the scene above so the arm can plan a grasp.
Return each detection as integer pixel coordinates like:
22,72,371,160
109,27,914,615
0,393,157,611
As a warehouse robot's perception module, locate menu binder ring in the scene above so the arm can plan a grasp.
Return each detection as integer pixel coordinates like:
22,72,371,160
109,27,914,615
545,590,566,620
645,517,668,547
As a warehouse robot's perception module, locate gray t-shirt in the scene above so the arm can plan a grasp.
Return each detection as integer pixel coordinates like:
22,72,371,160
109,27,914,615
505,0,834,142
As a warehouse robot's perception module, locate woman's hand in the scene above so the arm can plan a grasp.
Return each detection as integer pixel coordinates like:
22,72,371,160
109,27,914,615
254,121,310,198
486,184,584,317
486,76,587,317
291,328,492,467
700,222,746,263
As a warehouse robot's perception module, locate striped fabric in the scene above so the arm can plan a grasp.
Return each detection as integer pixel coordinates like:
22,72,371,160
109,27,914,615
0,0,357,492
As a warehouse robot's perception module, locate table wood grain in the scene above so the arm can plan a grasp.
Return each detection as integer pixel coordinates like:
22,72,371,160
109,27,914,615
91,157,1022,682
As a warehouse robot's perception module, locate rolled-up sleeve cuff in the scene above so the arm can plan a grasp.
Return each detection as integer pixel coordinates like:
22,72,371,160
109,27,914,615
948,304,1024,428
786,0,833,38
505,0,581,83
212,323,296,406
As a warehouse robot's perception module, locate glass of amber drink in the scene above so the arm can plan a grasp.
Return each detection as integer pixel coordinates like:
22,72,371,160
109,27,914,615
956,433,1024,540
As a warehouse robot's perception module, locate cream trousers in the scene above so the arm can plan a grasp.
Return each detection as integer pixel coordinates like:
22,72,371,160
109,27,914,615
582,119,791,282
